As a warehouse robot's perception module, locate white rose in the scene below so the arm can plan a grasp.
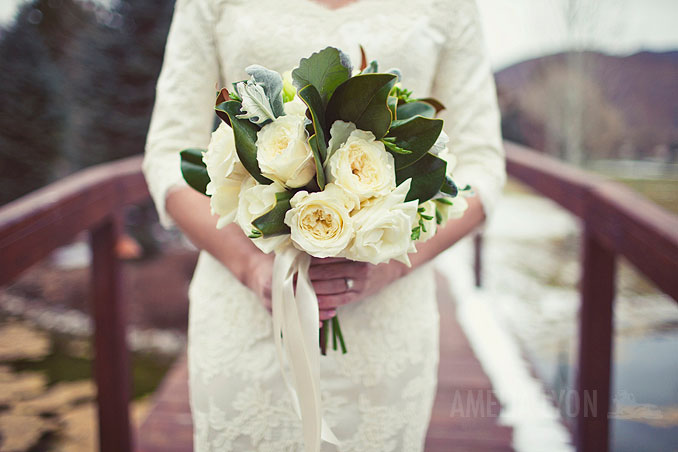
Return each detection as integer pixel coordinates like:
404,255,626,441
284,183,356,258
435,196,469,225
344,179,418,266
203,122,248,227
417,200,438,242
256,114,316,188
236,177,289,253
429,130,449,156
327,126,396,201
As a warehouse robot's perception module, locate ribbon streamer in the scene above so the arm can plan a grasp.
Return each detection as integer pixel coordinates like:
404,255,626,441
272,243,339,452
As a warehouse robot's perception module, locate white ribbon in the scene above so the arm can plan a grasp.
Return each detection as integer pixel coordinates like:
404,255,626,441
272,243,340,452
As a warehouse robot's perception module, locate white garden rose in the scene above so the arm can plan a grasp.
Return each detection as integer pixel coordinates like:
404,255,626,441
283,95,308,117
417,200,438,242
203,122,249,228
236,177,289,253
256,114,316,188
344,179,418,266
326,126,396,201
284,183,356,258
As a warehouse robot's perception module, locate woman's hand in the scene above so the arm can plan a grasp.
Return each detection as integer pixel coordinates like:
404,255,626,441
244,252,343,322
309,257,410,318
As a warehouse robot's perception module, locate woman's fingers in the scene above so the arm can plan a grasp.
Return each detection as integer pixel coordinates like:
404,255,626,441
319,309,337,321
308,261,368,281
311,256,349,265
317,292,359,310
312,278,357,295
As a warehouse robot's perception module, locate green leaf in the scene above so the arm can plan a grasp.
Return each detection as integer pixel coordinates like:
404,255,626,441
215,100,271,185
297,85,327,160
396,153,447,203
397,101,436,120
440,175,458,197
292,47,351,107
417,97,446,113
386,116,443,169
387,96,398,122
381,137,412,155
326,73,398,140
308,135,326,190
180,148,210,195
252,190,294,236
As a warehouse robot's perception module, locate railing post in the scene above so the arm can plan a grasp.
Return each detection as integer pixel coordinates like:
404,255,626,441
90,215,133,452
473,232,483,288
576,225,616,452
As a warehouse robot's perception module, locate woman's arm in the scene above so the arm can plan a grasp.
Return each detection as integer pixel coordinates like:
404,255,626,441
166,187,271,292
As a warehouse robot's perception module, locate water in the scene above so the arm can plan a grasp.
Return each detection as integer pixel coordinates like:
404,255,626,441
478,188,678,450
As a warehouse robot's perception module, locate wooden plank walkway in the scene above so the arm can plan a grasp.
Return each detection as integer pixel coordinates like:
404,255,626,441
136,273,513,451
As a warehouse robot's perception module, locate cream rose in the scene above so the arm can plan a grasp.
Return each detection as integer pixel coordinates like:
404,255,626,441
435,196,469,225
327,127,396,201
283,95,308,117
256,114,316,188
202,122,248,228
284,183,356,258
344,179,418,265
236,177,289,253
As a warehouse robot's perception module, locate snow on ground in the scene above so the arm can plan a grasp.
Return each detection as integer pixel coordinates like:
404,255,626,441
435,193,581,452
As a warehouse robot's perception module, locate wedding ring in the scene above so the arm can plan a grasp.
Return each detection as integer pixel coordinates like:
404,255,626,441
345,277,355,291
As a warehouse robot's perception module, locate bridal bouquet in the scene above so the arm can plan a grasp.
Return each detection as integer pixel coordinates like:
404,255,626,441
180,46,469,449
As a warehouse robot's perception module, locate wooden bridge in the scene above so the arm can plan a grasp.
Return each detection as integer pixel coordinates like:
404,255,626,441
1,142,677,452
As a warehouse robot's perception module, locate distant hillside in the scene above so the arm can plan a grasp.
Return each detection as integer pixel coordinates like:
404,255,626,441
495,51,678,163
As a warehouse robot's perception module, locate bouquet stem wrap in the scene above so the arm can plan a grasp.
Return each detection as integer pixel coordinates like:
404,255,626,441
272,243,339,451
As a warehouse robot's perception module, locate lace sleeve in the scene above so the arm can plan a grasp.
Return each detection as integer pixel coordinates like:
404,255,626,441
429,0,505,217
143,0,220,228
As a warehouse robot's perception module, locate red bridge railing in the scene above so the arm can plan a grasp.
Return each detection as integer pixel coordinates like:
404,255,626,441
0,156,148,452
474,142,678,452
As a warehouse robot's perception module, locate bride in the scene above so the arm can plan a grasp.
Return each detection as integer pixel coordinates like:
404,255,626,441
143,0,505,450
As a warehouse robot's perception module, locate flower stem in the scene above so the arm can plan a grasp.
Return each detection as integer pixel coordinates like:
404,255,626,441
332,316,347,354
319,319,330,355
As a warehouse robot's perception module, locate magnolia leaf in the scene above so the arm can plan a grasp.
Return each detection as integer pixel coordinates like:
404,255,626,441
440,175,458,197
297,85,327,160
396,153,447,203
387,96,398,122
309,135,326,190
292,47,352,106
180,148,210,195
359,45,368,71
397,101,436,119
235,80,277,125
417,97,445,113
215,100,271,185
326,73,397,139
386,116,443,169
252,190,294,236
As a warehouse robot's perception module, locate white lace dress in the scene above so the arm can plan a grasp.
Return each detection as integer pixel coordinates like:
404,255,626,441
143,0,505,450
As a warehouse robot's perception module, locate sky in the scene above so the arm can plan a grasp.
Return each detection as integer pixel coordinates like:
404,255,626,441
2,0,677,69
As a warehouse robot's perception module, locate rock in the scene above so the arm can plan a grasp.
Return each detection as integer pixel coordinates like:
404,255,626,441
0,367,47,405
0,322,50,361
14,380,95,416
0,413,58,452
53,403,97,452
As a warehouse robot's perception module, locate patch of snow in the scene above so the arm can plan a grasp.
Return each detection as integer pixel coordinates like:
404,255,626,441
436,239,574,452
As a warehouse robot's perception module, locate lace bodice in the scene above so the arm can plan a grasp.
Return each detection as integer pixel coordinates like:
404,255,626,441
143,0,505,229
